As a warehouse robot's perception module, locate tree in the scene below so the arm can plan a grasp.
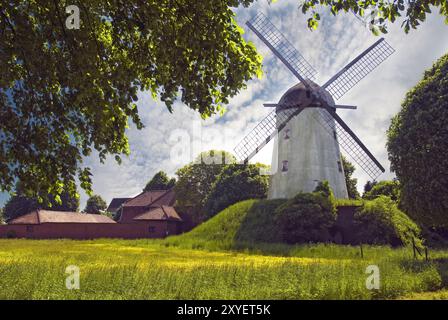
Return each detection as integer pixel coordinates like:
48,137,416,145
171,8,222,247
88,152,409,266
341,156,360,199
175,150,236,220
387,53,448,226
363,180,378,194
0,208,4,224
3,189,79,222
143,171,175,192
363,180,400,202
203,163,269,217
84,195,108,214
0,1,262,204
300,0,448,34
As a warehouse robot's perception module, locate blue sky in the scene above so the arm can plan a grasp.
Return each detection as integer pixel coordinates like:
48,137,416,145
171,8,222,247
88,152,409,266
1,0,448,209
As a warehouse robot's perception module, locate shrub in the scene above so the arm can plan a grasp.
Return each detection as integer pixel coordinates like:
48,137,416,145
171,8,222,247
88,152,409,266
275,191,336,244
313,180,332,198
353,196,422,247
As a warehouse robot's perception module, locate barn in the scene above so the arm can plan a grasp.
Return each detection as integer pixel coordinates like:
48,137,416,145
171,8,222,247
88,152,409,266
0,189,183,239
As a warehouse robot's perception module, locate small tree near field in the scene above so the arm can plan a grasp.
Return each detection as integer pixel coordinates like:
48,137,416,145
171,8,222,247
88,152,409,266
143,171,175,192
84,195,108,215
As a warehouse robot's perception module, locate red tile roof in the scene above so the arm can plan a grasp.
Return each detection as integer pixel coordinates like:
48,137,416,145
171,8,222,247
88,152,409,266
9,210,116,225
133,206,182,221
123,189,175,207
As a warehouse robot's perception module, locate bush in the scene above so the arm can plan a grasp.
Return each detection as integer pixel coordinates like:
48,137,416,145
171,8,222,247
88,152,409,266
275,191,336,244
354,196,422,247
313,180,332,198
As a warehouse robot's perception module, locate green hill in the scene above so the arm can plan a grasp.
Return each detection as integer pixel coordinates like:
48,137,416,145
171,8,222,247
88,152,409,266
166,199,286,250
165,196,423,259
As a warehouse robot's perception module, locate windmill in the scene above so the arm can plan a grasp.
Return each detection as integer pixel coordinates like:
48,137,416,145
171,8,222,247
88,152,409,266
233,13,395,199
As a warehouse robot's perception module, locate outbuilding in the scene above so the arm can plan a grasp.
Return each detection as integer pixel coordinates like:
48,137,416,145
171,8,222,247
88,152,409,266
0,189,183,239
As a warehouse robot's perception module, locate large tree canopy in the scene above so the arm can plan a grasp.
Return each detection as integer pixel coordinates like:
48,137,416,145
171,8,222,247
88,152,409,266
203,163,269,217
387,53,448,226
0,1,261,203
300,0,448,34
175,150,236,220
3,189,79,222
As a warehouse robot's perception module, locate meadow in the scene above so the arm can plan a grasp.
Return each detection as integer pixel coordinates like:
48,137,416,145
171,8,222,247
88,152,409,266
1,200,448,300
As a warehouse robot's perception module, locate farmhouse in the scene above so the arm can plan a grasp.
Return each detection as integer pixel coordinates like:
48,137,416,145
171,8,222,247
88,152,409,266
0,189,183,239
106,197,131,214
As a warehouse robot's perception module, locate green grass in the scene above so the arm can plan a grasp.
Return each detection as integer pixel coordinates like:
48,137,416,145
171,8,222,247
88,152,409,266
1,199,448,300
399,289,448,300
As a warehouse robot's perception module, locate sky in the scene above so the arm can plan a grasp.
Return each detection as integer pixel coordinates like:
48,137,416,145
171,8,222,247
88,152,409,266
1,1,448,209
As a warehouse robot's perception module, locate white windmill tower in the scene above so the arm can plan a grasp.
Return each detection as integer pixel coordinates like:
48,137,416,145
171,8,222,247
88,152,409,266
234,13,395,199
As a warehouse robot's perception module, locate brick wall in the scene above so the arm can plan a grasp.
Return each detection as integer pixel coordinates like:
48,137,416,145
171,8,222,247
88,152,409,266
0,220,181,240
119,206,149,223
334,205,360,244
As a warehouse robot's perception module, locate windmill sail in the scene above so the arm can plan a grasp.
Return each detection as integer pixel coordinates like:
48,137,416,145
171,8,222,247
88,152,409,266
322,38,395,100
246,12,317,87
311,107,385,180
234,106,305,163
239,12,392,188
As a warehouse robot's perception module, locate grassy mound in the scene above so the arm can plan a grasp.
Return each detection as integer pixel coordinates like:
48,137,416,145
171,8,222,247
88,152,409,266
168,194,422,252
165,199,287,251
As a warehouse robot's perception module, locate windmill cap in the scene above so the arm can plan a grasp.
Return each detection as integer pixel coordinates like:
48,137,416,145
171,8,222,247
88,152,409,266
278,80,335,109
